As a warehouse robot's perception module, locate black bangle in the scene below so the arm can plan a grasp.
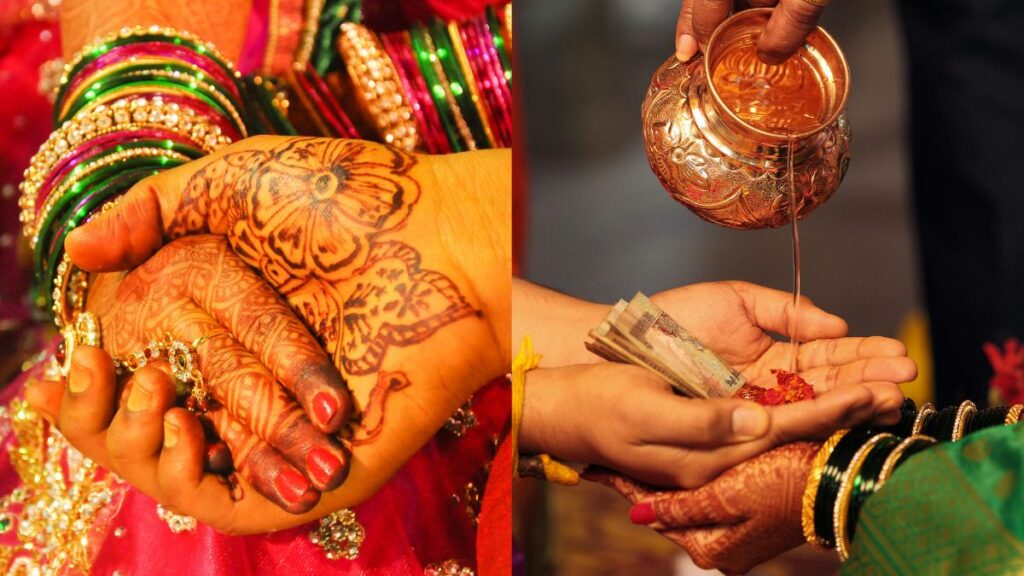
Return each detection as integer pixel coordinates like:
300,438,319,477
813,428,874,548
844,434,900,547
922,406,958,440
968,406,1011,434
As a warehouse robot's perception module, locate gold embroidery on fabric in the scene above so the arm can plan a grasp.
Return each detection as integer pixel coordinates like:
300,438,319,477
444,399,478,437
0,398,118,575
424,559,475,576
309,509,365,560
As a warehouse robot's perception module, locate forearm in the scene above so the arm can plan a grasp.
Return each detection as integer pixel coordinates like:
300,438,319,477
512,278,607,366
60,0,251,60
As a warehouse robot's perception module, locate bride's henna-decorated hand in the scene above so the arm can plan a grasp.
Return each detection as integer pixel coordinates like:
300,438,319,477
64,136,511,528
40,235,352,511
587,442,818,575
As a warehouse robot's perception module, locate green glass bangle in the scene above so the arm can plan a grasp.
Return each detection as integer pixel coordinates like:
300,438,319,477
63,61,243,123
921,405,957,439
487,6,513,87
33,163,176,310
241,76,298,136
812,428,873,548
845,434,901,543
61,76,241,132
428,20,491,148
34,154,181,279
410,26,464,152
967,406,1011,434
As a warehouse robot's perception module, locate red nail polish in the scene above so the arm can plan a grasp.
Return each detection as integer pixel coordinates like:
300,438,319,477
629,502,657,525
306,447,341,486
312,392,338,426
274,468,311,503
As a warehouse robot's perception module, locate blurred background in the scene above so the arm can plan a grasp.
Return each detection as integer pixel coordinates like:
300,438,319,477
517,0,922,574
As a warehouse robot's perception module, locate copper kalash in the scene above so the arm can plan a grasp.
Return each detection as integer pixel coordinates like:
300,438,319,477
641,8,850,229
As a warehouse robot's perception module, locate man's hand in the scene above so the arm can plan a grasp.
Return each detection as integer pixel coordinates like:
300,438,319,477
520,362,899,489
676,0,828,64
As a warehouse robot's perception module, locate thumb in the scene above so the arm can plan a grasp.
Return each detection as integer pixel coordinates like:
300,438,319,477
65,178,169,272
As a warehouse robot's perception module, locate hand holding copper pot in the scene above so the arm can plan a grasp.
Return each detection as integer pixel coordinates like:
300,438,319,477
643,8,850,229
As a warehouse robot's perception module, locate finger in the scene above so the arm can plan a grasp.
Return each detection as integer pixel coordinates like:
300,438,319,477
756,0,825,65
798,336,908,371
630,487,732,529
675,1,701,61
801,356,918,394
730,281,848,340
636,396,772,447
158,407,245,528
169,299,351,491
25,378,65,424
57,345,120,468
861,381,905,426
105,366,179,496
180,237,351,432
691,0,734,48
64,145,228,272
206,407,321,514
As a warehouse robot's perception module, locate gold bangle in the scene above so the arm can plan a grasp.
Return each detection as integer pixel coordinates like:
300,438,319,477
20,96,232,235
29,146,191,248
877,434,936,485
911,402,936,435
55,311,101,378
337,23,420,151
952,400,977,441
1006,404,1024,425
835,433,894,561
448,22,498,148
294,0,326,70
802,429,848,547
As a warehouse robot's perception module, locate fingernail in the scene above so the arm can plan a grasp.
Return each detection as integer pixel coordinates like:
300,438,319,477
306,447,341,486
312,392,338,427
733,405,770,438
630,502,657,525
205,442,233,474
68,354,92,394
127,382,152,413
274,468,312,503
676,34,698,62
163,419,179,448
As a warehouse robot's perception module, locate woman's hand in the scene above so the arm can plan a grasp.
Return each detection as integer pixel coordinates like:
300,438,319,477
30,235,352,513
64,136,511,524
521,362,899,488
649,281,918,392
27,345,338,534
588,442,817,575
675,0,829,64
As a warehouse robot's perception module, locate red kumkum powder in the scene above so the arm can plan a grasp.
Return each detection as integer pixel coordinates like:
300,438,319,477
736,369,815,406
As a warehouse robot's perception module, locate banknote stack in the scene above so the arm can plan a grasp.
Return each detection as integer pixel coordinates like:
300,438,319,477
586,292,745,399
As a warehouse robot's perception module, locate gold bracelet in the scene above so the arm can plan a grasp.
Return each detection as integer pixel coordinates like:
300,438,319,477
877,434,936,485
55,311,101,378
1006,404,1024,425
338,23,420,152
835,433,894,561
911,402,936,435
802,429,848,547
29,146,191,248
952,400,977,441
20,96,232,235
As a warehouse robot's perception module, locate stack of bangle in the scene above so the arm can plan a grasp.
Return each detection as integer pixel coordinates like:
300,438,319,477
803,399,1023,561
290,5,513,154
20,28,241,325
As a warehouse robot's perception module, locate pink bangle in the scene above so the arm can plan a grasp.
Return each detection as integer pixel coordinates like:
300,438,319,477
382,31,451,154
460,20,512,146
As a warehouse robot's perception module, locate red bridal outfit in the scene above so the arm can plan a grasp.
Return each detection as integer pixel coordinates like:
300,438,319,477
0,0,513,574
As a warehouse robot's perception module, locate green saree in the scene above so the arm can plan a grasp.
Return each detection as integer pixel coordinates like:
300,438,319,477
842,423,1024,575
